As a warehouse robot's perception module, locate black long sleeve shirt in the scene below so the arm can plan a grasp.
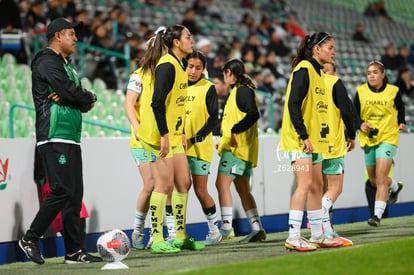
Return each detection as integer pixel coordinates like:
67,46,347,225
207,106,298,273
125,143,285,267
332,79,360,139
231,85,260,133
151,51,186,136
187,81,219,138
287,58,325,140
288,58,360,140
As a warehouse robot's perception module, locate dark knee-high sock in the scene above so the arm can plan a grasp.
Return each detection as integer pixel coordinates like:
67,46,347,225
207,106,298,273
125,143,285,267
365,179,376,217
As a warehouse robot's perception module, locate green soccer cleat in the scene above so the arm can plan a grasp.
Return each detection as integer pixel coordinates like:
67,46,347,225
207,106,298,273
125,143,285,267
172,237,205,251
150,241,181,254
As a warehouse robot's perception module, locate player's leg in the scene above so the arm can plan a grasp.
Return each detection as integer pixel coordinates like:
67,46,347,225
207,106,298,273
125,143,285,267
171,149,204,251
307,155,342,248
365,176,376,218
387,160,403,205
322,174,342,229
285,153,316,251
369,158,393,226
321,157,344,234
164,195,176,243
234,174,266,243
140,141,178,254
190,156,221,245
321,158,352,246
131,148,155,249
215,149,238,240
368,143,396,227
172,151,190,241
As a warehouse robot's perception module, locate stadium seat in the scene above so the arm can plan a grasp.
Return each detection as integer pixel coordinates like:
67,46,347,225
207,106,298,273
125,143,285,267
3,0,414,136
92,78,107,93
81,77,93,90
1,53,17,66
0,120,8,138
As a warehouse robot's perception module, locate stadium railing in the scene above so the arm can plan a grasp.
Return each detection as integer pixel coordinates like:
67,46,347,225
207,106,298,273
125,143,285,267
8,103,130,138
256,90,275,131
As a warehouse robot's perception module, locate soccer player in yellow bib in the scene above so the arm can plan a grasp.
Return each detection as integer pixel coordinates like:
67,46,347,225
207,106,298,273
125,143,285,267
215,59,266,243
185,50,222,245
354,60,406,227
321,62,360,247
124,26,169,249
137,25,205,253
280,32,343,251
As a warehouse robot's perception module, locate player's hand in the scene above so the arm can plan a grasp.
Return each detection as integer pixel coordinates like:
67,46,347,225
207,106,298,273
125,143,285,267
302,139,313,153
48,92,61,104
399,123,407,132
360,122,371,133
347,138,355,152
159,134,169,159
133,126,139,141
182,134,187,151
230,133,238,147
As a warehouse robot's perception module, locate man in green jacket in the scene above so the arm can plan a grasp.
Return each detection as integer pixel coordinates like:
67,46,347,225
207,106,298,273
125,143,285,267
19,17,101,264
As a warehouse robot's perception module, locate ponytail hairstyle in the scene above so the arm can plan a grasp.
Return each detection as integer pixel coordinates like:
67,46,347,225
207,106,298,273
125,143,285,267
367,60,389,85
140,26,167,76
163,24,186,49
223,58,256,90
292,31,333,69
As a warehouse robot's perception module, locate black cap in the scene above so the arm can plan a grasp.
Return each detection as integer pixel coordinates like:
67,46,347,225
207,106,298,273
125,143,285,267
46,17,82,40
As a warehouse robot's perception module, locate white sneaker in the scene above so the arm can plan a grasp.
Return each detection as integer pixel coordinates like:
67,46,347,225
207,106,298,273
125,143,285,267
285,235,317,252
131,231,145,250
324,230,353,247
309,235,343,248
205,231,222,245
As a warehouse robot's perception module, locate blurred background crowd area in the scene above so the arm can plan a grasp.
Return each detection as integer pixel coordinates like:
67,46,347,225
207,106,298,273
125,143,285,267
1,0,414,138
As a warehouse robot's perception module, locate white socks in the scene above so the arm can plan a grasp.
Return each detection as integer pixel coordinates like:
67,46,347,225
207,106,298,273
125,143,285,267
221,206,233,230
389,179,399,192
308,209,324,239
374,200,387,219
245,208,263,232
288,210,303,238
133,211,147,233
322,197,333,233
